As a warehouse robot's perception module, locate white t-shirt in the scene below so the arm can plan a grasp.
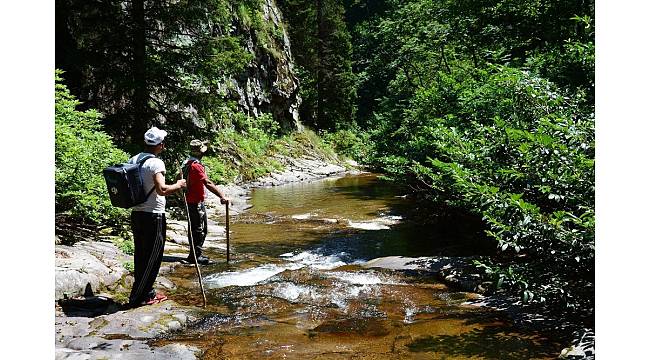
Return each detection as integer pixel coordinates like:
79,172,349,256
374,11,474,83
129,153,166,213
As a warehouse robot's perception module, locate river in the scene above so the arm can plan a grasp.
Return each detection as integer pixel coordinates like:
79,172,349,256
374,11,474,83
159,173,564,359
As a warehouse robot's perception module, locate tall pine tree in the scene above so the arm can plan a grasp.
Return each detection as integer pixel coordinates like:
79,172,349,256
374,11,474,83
278,0,356,131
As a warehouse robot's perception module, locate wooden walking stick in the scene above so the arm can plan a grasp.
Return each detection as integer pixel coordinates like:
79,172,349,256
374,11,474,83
178,161,207,307
226,201,230,263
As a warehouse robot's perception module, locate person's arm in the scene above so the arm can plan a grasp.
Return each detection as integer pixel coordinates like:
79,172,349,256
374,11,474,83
154,172,186,196
204,178,230,204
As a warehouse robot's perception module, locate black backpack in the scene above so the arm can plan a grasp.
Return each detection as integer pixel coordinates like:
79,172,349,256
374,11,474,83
103,154,156,208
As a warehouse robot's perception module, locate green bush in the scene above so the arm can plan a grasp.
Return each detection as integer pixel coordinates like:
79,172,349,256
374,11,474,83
200,155,239,184
371,66,594,313
111,234,135,255
323,128,370,162
279,129,339,162
55,70,130,226
207,113,285,182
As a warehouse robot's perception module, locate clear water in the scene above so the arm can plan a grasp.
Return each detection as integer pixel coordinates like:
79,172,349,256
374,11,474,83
162,173,565,359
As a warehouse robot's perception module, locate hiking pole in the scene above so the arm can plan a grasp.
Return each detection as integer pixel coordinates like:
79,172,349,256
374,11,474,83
177,161,207,308
226,201,230,263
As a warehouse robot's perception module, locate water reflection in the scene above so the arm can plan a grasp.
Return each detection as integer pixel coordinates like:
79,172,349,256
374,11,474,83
228,173,492,259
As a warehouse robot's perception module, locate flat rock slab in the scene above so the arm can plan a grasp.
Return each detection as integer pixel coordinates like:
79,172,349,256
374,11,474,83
362,256,433,271
56,301,201,359
55,242,129,301
55,337,198,360
363,256,485,293
245,156,349,188
362,256,472,272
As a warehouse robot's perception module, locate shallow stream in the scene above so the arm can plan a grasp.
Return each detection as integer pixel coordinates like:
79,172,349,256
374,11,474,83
160,173,564,359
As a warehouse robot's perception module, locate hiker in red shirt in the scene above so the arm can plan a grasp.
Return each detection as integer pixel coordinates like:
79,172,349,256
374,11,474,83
181,139,230,265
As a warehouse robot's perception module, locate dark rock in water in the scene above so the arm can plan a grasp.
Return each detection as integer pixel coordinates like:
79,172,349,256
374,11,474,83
187,313,234,331
311,318,391,337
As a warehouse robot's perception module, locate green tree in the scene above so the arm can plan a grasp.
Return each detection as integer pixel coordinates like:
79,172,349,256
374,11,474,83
348,0,595,316
279,0,357,131
55,70,130,229
56,0,259,149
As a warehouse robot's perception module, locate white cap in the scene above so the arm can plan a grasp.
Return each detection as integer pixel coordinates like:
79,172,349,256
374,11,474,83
144,126,168,145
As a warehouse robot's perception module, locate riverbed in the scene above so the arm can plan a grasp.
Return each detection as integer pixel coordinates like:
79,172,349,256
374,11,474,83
160,173,565,359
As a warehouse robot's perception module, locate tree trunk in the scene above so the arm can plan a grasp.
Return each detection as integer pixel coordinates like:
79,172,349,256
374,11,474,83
316,0,324,129
132,0,148,140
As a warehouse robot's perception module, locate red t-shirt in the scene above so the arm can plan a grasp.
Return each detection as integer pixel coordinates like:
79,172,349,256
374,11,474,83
185,161,207,204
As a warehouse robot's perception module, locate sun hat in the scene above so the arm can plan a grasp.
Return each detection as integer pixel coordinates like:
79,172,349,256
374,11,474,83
190,139,208,153
144,127,168,145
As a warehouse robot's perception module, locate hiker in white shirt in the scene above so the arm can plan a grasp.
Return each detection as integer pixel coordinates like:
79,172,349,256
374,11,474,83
127,127,185,307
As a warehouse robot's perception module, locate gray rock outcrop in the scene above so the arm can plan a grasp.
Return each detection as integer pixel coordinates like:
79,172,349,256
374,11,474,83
219,0,303,131
55,241,130,301
55,302,201,360
246,155,349,188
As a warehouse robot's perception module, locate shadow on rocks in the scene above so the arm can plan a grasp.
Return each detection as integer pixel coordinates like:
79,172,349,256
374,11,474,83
58,294,123,317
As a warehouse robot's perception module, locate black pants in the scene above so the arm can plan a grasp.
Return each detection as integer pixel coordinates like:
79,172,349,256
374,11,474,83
129,211,166,305
187,202,208,259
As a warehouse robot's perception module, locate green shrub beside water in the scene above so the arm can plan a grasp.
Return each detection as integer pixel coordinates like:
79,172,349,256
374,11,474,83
370,65,594,314
322,128,370,162
55,70,129,227
352,0,595,316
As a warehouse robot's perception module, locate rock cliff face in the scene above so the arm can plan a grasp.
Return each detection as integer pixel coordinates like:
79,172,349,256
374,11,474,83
56,0,302,136
220,0,303,131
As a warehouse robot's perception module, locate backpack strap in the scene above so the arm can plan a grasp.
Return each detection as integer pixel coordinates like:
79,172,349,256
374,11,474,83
182,158,198,189
182,158,205,191
137,153,156,165
138,154,157,201
143,183,156,201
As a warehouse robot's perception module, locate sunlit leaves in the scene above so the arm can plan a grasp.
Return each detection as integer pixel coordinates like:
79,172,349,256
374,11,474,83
55,71,130,225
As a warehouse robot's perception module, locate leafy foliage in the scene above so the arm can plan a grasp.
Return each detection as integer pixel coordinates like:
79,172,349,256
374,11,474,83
322,128,371,162
56,0,288,150
112,235,135,256
351,0,595,315
205,112,283,182
278,0,357,130
55,71,130,226
406,68,595,311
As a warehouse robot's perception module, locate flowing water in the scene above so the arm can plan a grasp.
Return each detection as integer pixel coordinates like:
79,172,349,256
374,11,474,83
160,173,564,359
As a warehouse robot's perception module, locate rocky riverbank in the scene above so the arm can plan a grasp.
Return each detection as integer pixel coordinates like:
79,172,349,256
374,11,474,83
362,256,595,360
55,155,592,359
54,155,352,360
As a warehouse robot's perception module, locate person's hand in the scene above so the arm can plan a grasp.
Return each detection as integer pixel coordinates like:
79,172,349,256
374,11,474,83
177,179,187,188
220,197,230,205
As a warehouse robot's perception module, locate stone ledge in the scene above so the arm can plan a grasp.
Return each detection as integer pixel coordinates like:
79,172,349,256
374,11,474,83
55,302,202,360
55,242,129,301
